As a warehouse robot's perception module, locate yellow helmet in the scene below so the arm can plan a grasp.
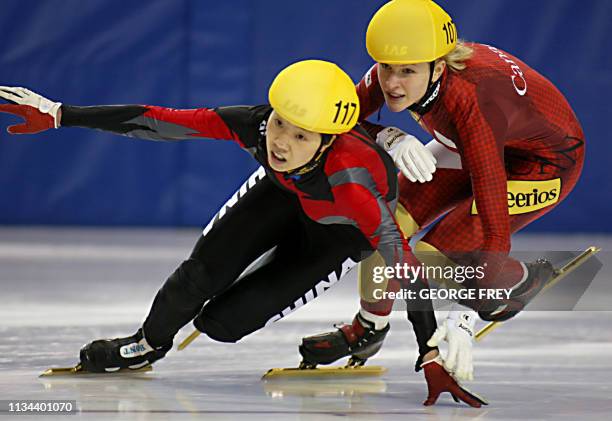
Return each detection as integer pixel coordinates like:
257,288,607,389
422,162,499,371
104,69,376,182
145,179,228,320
366,0,457,64
268,60,360,134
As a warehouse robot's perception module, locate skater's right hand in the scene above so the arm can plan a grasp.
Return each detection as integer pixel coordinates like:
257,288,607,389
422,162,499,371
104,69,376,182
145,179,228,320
422,357,487,408
427,310,476,381
0,87,61,134
375,126,437,183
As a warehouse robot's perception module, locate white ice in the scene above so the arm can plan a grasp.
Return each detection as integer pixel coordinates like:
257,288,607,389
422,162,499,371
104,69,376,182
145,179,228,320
1,228,611,420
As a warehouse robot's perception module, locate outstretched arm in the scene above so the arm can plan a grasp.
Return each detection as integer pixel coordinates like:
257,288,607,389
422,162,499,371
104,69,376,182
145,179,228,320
60,105,241,143
0,86,249,146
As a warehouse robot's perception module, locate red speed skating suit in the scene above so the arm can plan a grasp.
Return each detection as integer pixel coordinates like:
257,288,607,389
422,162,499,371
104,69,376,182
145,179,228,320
357,42,585,288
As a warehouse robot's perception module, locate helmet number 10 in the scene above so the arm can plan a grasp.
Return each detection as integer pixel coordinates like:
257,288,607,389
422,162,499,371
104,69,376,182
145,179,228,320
442,21,456,45
333,101,357,125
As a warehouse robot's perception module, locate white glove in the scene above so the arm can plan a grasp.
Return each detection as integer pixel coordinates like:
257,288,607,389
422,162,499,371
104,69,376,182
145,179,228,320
376,127,437,183
427,310,477,381
0,86,62,128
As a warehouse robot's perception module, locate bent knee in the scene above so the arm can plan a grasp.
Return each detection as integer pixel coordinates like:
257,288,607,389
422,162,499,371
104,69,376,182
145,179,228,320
194,309,246,343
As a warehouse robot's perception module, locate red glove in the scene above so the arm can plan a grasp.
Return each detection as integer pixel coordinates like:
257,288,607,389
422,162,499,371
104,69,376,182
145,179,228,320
422,357,488,408
0,104,55,134
0,86,62,134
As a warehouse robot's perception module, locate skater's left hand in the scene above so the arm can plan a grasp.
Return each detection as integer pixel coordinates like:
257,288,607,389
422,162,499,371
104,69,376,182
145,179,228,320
427,310,476,381
0,86,61,134
422,357,487,408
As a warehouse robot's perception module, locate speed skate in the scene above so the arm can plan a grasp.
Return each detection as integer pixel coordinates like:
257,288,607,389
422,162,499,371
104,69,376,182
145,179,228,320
476,246,601,340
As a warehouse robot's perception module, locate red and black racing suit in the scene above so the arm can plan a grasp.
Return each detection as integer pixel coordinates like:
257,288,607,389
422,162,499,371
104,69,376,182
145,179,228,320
60,103,438,361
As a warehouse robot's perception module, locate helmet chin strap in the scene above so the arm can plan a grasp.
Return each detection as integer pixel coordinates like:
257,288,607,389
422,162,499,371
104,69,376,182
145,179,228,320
283,133,333,179
408,61,442,116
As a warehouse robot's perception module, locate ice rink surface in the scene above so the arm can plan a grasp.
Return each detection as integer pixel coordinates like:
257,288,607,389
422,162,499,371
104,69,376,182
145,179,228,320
1,227,611,420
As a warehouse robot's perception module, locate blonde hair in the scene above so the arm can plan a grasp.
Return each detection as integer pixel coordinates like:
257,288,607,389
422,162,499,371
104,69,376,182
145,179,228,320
441,40,473,72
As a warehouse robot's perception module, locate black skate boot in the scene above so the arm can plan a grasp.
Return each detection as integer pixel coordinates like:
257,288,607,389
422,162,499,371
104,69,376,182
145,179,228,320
298,313,389,368
79,328,172,373
479,259,554,322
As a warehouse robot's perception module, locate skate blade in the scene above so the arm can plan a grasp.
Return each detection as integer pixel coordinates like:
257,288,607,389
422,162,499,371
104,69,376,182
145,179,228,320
39,363,153,377
262,365,386,380
543,246,601,292
475,246,601,341
177,330,200,351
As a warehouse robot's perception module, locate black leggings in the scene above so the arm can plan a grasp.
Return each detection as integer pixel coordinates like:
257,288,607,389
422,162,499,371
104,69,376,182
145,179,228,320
143,169,372,347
